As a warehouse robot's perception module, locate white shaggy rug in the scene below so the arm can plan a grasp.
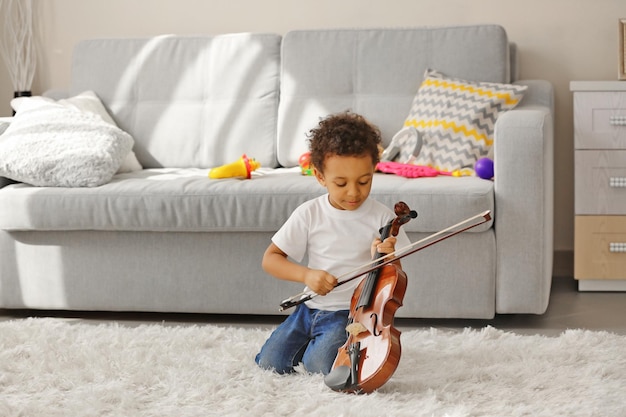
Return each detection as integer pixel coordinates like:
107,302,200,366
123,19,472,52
1,319,625,417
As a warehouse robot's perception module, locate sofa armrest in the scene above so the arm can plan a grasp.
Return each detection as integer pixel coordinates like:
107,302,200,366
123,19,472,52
493,80,554,314
514,79,554,113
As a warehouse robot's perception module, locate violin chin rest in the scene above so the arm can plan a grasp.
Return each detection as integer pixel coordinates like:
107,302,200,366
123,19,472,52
324,365,352,391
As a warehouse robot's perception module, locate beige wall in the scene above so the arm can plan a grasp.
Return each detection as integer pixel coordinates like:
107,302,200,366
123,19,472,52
1,0,625,264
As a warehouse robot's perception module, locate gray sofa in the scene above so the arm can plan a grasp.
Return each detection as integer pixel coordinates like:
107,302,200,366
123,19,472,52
0,25,554,319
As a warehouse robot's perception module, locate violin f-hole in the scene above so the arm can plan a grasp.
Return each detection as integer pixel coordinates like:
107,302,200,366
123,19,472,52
370,313,381,337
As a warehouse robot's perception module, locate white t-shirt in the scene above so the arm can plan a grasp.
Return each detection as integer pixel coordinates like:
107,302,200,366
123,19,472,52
272,194,412,311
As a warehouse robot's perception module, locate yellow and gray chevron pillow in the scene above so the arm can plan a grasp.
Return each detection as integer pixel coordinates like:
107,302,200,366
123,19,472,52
403,69,527,176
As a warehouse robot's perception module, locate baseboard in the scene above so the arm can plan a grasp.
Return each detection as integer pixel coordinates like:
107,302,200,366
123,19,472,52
578,279,626,291
552,250,573,278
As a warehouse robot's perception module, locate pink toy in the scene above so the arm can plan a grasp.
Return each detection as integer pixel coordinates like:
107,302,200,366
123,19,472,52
377,161,452,178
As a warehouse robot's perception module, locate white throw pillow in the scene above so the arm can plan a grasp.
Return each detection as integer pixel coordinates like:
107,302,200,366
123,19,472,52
0,102,134,187
11,91,142,173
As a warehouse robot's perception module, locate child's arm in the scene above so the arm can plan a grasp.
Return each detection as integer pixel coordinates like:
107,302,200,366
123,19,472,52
371,236,402,268
262,243,337,295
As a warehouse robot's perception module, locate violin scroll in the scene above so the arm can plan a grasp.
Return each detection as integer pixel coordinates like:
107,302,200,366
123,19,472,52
390,202,418,236
380,201,418,240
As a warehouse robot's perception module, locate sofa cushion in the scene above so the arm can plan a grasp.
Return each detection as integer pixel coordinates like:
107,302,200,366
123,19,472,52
403,69,527,175
0,169,493,233
278,25,511,167
0,102,134,187
69,34,282,169
11,90,143,173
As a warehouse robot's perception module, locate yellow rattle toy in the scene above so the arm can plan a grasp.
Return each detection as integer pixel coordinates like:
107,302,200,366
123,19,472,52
209,154,260,179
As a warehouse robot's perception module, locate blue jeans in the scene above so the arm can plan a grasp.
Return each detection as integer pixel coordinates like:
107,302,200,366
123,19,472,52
255,304,349,375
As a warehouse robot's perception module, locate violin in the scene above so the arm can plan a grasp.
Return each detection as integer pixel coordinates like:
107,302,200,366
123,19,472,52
324,201,416,394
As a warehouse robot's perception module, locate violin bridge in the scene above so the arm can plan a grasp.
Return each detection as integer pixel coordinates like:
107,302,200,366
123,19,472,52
345,322,368,337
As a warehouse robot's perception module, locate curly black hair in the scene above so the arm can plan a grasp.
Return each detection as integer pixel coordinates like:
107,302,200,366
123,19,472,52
307,111,381,173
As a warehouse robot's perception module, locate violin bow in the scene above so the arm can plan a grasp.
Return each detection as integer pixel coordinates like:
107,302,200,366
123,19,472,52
279,209,491,311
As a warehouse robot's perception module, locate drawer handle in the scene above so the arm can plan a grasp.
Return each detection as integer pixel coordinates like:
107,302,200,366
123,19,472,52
610,242,626,253
609,177,626,187
609,115,626,126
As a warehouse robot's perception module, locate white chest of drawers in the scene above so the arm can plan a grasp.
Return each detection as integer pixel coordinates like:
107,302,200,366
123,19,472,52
571,81,626,291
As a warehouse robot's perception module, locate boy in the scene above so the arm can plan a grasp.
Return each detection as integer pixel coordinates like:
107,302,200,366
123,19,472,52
255,112,411,375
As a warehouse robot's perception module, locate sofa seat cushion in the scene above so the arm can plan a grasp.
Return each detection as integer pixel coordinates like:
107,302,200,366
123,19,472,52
371,173,493,233
0,169,493,232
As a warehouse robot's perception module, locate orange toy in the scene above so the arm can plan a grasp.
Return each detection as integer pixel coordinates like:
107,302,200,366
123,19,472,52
298,152,314,176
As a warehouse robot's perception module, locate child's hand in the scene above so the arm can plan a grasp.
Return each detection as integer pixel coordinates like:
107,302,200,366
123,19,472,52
371,236,397,258
304,269,337,296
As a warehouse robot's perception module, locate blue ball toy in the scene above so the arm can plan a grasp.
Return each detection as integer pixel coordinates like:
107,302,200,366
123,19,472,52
475,158,494,179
